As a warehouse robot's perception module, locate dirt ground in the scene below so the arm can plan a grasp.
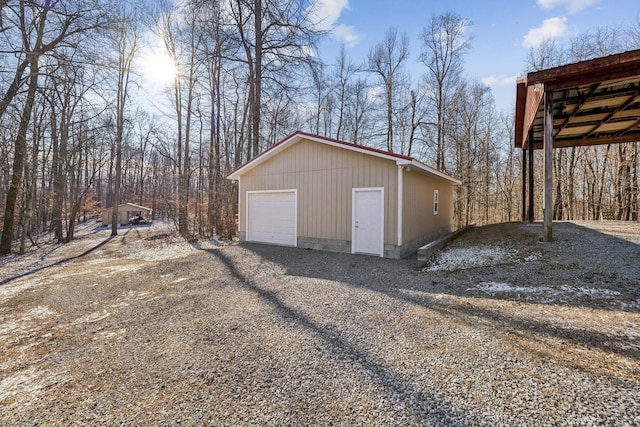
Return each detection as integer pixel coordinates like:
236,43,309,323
0,220,639,425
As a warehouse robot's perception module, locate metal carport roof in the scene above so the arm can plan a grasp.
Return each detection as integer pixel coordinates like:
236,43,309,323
514,49,640,241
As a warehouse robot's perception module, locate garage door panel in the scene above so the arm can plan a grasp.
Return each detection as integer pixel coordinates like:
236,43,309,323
247,191,297,246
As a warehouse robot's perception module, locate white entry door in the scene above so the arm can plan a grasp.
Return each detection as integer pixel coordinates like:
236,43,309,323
247,190,297,246
352,188,384,257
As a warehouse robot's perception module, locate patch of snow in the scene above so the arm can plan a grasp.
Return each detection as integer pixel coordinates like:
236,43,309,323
0,280,47,305
424,245,518,272
0,306,56,337
103,264,143,274
47,269,94,280
472,282,553,294
559,285,621,297
524,253,541,262
0,367,42,402
29,305,56,318
70,311,110,325
620,300,640,311
120,239,220,261
470,282,624,301
1,220,229,305
93,328,126,341
81,258,112,266
110,301,130,308
625,327,640,340
128,290,153,300
0,320,21,337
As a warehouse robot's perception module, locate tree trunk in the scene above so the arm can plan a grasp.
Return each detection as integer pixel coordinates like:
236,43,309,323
50,104,64,243
112,125,122,236
0,53,39,255
208,55,222,236
54,99,70,243
112,12,138,237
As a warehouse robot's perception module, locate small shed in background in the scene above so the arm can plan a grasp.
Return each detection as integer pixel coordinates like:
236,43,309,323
227,131,460,258
101,203,153,225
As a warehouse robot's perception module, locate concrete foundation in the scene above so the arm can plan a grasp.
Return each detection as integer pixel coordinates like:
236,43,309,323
297,237,351,254
241,228,458,260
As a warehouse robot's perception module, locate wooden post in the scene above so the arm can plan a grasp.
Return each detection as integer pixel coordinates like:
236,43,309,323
522,149,527,222
543,90,554,242
528,129,535,223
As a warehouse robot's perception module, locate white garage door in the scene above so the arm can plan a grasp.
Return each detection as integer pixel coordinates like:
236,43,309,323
247,190,297,247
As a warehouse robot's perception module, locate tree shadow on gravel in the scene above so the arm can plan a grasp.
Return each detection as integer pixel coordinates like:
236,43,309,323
394,289,640,362
202,247,468,424
235,222,640,372
240,222,640,314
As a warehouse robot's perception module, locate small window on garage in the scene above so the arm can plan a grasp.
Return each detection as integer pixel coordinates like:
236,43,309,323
434,190,439,215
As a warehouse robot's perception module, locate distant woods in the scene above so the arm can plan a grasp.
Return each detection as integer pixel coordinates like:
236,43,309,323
0,1,639,255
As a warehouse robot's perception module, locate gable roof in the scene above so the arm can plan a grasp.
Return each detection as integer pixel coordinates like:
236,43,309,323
103,203,153,212
227,131,460,184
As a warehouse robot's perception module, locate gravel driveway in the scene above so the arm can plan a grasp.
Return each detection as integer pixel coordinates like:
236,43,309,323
1,221,639,426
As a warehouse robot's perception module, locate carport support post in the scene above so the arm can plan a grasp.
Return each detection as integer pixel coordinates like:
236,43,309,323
528,128,534,223
543,90,553,242
521,149,527,222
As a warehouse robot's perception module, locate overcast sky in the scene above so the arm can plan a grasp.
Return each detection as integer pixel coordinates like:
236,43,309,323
313,0,639,113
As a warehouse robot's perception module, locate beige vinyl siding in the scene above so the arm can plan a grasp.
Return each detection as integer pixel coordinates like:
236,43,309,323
239,138,398,245
402,169,454,244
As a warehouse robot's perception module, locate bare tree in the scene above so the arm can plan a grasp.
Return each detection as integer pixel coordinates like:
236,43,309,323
230,0,323,158
568,26,623,61
18,82,48,253
345,76,372,145
494,112,518,222
1,0,104,254
420,11,471,171
367,27,409,153
333,44,357,141
628,14,640,48
198,0,231,237
0,0,8,29
109,4,140,237
160,4,205,237
527,38,564,71
448,80,496,226
48,64,73,244
309,61,328,135
403,86,435,157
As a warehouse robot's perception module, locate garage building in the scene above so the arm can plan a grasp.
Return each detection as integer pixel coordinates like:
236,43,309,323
227,131,460,258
